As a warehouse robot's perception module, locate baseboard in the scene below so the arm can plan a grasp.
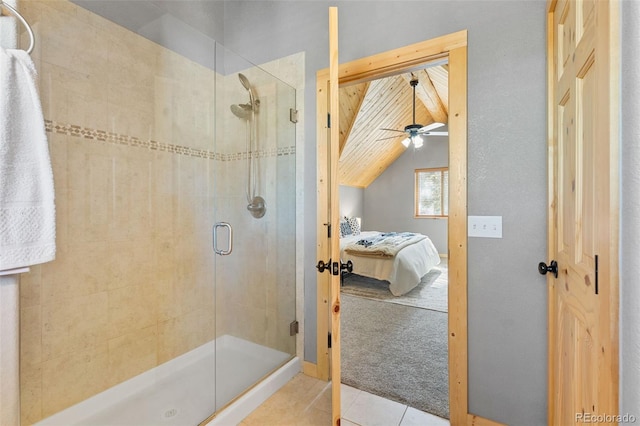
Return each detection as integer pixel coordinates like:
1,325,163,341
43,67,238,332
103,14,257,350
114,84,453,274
302,361,319,378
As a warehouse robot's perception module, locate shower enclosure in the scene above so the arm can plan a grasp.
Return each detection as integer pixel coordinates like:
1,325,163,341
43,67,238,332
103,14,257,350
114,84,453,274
212,43,298,413
14,2,298,425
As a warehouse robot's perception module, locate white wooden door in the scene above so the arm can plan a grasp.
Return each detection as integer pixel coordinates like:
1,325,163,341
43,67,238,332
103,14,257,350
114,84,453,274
546,0,619,423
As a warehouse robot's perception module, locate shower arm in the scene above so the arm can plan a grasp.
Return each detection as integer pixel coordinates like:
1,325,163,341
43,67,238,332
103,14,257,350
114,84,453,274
251,109,257,200
245,120,252,204
245,115,258,203
236,73,258,205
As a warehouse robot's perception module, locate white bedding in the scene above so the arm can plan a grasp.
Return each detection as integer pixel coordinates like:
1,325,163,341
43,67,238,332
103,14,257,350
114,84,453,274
340,231,441,296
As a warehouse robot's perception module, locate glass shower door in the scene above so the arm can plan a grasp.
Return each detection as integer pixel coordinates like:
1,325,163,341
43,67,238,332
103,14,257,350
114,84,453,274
213,44,297,411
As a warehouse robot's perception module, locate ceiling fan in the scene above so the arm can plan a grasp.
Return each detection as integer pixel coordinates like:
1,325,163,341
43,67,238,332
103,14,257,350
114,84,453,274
379,75,447,148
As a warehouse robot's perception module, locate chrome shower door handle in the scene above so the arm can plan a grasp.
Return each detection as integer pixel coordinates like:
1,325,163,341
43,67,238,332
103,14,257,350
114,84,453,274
213,222,233,255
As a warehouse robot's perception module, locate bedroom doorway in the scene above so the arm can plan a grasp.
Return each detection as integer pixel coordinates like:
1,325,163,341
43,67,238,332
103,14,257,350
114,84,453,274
337,64,451,421
316,30,474,425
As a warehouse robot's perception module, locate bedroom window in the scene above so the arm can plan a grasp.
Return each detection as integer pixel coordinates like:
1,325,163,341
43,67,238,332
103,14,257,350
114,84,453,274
415,167,448,218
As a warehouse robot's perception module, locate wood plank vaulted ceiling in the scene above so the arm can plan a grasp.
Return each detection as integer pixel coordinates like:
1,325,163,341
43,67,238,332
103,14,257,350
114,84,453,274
338,65,449,188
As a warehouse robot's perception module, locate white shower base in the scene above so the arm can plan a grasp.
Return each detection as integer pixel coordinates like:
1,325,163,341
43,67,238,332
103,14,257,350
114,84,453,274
36,335,299,426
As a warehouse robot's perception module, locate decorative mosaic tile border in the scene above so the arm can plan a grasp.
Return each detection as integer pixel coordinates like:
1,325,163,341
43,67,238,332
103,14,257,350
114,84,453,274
44,120,295,161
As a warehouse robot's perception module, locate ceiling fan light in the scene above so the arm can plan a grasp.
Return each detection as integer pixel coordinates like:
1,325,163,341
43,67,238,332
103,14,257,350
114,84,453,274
412,134,424,149
401,137,411,148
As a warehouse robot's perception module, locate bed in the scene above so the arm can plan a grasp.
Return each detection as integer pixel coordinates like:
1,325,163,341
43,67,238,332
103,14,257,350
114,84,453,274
339,230,441,296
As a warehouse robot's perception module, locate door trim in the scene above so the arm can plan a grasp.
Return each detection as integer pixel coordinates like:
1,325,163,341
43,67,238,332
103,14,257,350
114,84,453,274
315,30,497,425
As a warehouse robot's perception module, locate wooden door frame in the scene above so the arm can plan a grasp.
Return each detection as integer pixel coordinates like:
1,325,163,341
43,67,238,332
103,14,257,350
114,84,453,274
314,31,501,426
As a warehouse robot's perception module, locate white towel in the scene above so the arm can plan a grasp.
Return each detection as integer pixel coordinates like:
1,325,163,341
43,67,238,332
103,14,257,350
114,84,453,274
0,48,56,270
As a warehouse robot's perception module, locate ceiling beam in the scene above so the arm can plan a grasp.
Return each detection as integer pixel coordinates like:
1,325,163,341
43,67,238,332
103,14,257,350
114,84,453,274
426,65,449,115
402,71,448,124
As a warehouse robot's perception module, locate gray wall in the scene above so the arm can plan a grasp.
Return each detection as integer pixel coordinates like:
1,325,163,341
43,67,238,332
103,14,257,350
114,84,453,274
222,2,547,425
339,185,364,219
621,0,640,418
364,136,448,254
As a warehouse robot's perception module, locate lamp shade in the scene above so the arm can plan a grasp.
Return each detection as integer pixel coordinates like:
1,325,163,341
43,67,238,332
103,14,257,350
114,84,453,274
412,134,424,148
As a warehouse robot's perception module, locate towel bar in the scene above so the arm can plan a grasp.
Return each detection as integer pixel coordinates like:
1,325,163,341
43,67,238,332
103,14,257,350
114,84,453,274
0,1,35,54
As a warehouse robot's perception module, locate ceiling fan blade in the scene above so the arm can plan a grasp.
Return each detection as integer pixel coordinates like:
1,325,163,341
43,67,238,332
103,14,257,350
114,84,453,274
418,122,445,133
420,131,449,136
379,128,406,133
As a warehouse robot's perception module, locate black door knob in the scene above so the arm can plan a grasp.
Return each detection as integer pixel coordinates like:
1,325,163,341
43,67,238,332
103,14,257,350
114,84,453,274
538,260,558,278
341,260,353,274
316,259,330,273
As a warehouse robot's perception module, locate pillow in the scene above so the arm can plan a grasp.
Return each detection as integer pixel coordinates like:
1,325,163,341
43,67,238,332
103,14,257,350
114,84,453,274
339,219,352,238
347,217,361,236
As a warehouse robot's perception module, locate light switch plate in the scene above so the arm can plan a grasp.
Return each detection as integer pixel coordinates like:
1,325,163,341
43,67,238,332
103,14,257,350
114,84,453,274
468,216,502,238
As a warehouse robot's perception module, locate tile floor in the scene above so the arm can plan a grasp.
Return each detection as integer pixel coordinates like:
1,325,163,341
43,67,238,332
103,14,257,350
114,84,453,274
240,373,450,426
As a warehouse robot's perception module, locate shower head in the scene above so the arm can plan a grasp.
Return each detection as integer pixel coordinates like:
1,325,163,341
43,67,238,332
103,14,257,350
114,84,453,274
238,73,258,112
238,73,251,91
230,103,252,120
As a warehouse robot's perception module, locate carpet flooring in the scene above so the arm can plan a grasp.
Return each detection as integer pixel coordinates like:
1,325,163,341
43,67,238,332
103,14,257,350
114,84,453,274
341,258,448,313
340,293,449,419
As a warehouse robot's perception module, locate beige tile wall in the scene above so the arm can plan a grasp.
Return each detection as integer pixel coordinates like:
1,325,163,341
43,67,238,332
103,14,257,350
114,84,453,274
16,1,298,424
